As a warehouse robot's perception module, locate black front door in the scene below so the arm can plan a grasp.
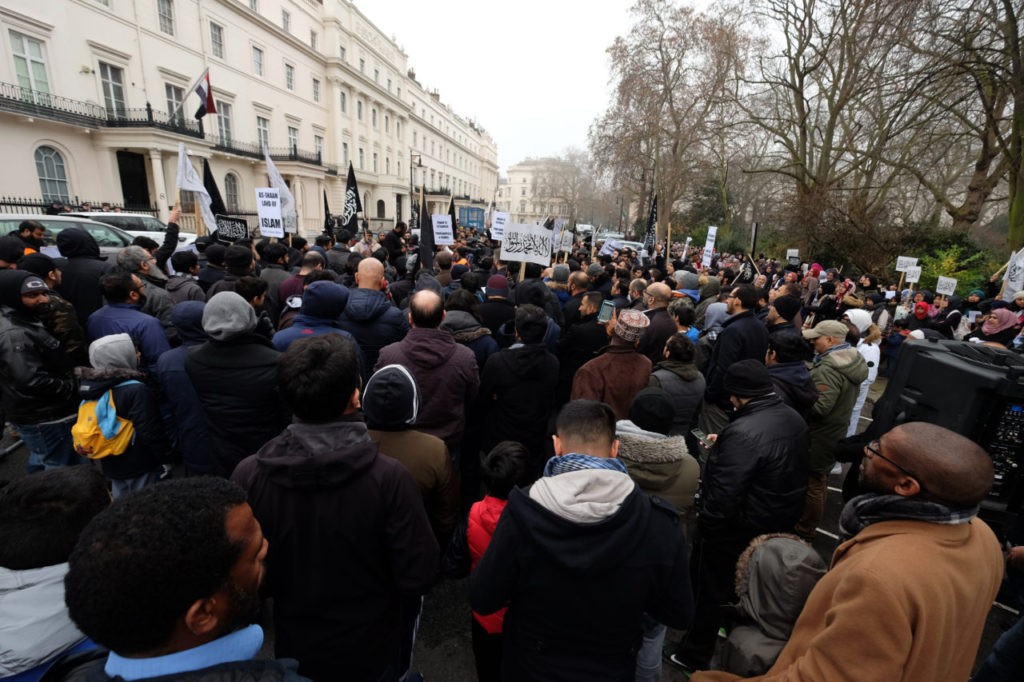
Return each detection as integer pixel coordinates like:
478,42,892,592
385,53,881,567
116,151,150,209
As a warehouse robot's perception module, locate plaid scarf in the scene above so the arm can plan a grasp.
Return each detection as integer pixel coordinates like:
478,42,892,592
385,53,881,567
838,493,979,542
543,453,629,477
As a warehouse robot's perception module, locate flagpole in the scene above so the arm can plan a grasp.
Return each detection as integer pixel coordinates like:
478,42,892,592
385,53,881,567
169,66,209,124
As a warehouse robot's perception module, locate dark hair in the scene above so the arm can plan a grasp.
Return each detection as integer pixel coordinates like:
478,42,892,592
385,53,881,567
65,478,248,655
170,250,198,273
664,332,696,363
304,269,337,285
291,236,308,250
515,303,548,344
235,275,268,303
205,243,227,266
371,247,388,264
278,334,360,421
524,262,543,279
460,271,481,293
581,291,603,312
481,441,534,499
315,235,333,248
768,331,811,363
263,242,288,264
555,400,616,447
100,271,137,303
410,290,444,328
130,235,159,251
673,304,696,327
19,219,44,233
731,283,757,310
0,466,108,570
335,229,353,244
446,288,482,321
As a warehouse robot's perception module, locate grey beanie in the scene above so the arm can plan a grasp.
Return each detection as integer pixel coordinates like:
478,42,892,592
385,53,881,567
203,291,257,341
88,333,138,370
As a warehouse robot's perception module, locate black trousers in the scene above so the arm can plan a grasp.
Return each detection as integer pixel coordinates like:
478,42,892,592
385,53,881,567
471,617,503,682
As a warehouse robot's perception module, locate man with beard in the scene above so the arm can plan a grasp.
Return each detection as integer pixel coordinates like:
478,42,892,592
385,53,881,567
63,478,309,680
692,423,1003,682
10,219,45,255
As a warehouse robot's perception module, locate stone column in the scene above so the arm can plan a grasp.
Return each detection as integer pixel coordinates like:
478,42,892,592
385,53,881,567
148,149,169,221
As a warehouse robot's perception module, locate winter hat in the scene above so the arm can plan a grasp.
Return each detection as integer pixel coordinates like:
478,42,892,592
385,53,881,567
803,320,850,341
88,333,137,371
16,253,57,279
843,308,873,334
1013,290,1024,301
205,243,227,267
0,236,25,265
908,329,926,340
552,264,570,284
0,270,42,313
969,289,985,299
678,271,701,291
486,274,510,297
771,295,801,322
362,364,419,430
202,291,257,341
587,263,605,278
300,281,349,319
723,359,774,398
224,245,254,270
171,301,207,345
19,275,48,295
613,308,650,342
451,264,470,280
629,387,675,436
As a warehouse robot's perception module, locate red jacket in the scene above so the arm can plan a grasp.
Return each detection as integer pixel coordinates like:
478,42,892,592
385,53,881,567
469,495,508,633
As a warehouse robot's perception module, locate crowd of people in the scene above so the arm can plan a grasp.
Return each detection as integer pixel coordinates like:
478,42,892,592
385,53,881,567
0,215,1019,681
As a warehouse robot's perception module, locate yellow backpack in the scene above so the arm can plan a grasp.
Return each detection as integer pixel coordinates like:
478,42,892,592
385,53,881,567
71,380,141,459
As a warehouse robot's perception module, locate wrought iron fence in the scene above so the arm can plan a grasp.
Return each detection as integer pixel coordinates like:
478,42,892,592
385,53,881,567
0,82,105,127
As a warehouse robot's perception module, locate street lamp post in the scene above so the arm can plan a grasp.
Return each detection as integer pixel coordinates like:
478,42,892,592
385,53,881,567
409,153,423,225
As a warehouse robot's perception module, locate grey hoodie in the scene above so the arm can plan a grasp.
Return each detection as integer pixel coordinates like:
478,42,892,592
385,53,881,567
88,332,137,370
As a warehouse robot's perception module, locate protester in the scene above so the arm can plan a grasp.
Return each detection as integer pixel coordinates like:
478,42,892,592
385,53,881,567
166,250,206,303
571,308,652,420
17,252,87,366
765,331,818,419
339,257,410,377
637,282,676,363
55,229,107,327
87,272,170,373
842,308,881,436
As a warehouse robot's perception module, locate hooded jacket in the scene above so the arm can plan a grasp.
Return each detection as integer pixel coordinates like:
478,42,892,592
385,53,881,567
649,358,706,436
694,278,722,328
616,421,700,517
231,418,438,682
556,311,610,404
338,288,410,376
705,310,771,410
696,302,728,375
470,470,693,681
0,271,78,423
86,302,170,374
808,346,869,473
767,361,819,419
55,229,108,327
271,282,363,361
475,342,559,457
440,310,499,371
375,327,479,449
165,274,206,304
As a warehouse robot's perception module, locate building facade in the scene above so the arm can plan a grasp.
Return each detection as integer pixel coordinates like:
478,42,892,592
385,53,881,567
497,157,573,226
0,0,497,236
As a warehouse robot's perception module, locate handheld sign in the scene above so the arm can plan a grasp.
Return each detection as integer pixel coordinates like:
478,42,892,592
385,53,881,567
895,256,918,272
599,239,623,257
904,266,922,284
491,211,509,241
215,215,248,243
558,229,573,253
431,214,454,246
936,276,957,296
502,223,553,267
256,188,283,238
701,226,718,267
786,248,800,267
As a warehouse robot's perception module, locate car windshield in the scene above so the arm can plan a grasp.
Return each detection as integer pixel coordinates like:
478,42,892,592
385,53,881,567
0,219,132,248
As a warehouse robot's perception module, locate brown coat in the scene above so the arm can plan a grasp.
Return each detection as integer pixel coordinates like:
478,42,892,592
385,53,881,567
693,517,1003,682
571,345,652,420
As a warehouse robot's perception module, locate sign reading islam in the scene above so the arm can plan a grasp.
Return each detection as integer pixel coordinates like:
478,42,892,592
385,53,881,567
255,188,283,238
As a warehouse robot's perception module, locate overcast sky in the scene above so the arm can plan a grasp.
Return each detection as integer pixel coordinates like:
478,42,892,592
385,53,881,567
358,0,638,176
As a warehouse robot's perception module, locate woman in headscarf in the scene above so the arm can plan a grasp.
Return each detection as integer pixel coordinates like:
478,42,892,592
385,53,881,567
967,307,1021,346
906,301,932,331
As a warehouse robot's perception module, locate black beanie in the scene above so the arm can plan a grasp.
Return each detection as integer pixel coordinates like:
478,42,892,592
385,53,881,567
772,295,801,322
723,359,774,398
629,387,675,435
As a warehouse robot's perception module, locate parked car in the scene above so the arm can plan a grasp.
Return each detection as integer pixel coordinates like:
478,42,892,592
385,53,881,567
0,214,133,262
68,211,196,246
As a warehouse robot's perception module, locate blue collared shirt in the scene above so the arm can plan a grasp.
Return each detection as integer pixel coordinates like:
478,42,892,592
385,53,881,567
104,624,263,681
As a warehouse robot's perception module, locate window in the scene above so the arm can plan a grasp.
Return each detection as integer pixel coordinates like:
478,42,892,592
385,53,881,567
312,78,320,102
396,121,401,138
164,83,184,124
339,91,347,113
9,31,50,103
387,78,392,92
373,152,378,173
371,108,377,128
281,9,290,32
374,68,379,82
224,172,240,211
339,45,346,61
385,157,390,175
359,57,365,73
210,22,224,58
413,131,417,147
310,30,318,50
35,146,70,202
357,100,363,121
342,142,349,165
384,115,389,133
521,188,526,196
285,64,294,90
287,126,298,153
157,0,175,35
314,135,323,160
216,100,232,144
249,0,258,10
256,115,269,149
358,147,364,169
397,160,402,176
252,46,264,75
98,61,126,116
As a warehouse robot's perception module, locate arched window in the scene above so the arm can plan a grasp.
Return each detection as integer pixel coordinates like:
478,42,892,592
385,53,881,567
35,145,70,202
224,172,240,212
376,199,385,219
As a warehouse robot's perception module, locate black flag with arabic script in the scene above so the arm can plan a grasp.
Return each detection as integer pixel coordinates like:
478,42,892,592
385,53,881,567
202,159,228,216
323,190,334,236
340,162,362,235
642,194,658,259
418,186,434,273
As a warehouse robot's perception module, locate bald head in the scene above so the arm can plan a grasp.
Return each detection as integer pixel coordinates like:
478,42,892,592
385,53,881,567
356,257,385,290
647,283,672,308
409,290,444,328
885,422,993,506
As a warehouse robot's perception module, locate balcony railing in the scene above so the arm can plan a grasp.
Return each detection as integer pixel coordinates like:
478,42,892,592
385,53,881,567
104,104,204,138
0,81,105,126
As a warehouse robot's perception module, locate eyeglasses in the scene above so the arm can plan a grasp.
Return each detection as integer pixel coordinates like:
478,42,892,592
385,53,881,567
864,439,923,488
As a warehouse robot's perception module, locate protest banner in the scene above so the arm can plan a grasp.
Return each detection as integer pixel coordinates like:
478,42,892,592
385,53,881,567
502,223,553,267
701,226,718,267
491,211,509,241
431,214,454,246
935,276,957,296
895,256,918,272
599,238,623,257
215,215,248,243
255,188,283,238
558,229,573,253
786,248,800,267
904,266,922,284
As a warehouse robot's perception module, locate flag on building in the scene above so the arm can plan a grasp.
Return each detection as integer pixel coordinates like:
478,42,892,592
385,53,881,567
340,162,362,235
323,190,334,236
193,69,216,120
642,195,658,261
174,143,216,234
264,149,297,233
202,159,228,216
418,186,434,273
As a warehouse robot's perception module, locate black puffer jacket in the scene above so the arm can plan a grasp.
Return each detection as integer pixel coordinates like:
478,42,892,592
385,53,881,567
704,310,770,410
338,288,410,377
699,393,808,536
767,361,819,420
185,334,290,476
56,229,108,327
475,342,559,457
